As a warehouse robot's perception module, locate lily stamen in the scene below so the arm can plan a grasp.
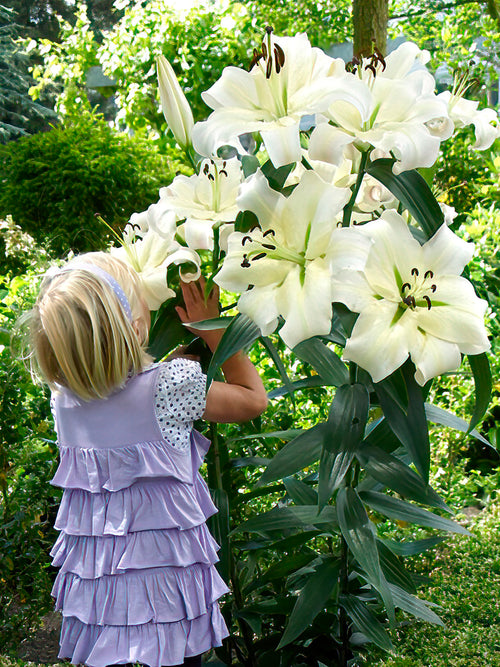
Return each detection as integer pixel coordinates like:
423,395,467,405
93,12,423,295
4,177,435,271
263,229,275,237
423,295,432,309
402,282,411,292
252,252,267,261
424,270,434,279
411,267,419,277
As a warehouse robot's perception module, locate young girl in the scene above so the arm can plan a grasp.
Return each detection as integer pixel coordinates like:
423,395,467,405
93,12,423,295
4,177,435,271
28,251,268,667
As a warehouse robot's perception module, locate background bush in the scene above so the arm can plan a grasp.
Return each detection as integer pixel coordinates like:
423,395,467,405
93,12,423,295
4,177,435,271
0,113,189,256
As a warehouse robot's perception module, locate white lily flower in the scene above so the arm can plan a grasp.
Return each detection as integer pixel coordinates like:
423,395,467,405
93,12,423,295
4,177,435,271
192,30,370,167
321,42,449,174
158,157,243,250
112,222,201,311
428,90,499,150
215,169,371,348
332,210,490,385
156,54,194,149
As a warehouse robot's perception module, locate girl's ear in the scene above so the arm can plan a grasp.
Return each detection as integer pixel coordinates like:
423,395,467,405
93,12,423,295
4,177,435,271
133,317,149,345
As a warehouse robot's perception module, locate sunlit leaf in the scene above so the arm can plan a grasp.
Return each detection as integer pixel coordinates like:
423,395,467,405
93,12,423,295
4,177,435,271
360,491,470,535
467,352,492,433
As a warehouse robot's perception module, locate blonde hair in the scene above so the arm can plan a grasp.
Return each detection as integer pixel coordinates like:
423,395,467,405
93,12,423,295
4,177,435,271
27,252,153,401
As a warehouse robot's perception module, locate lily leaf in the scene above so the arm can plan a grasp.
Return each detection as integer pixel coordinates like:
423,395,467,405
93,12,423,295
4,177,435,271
318,384,369,508
339,594,393,651
467,352,492,434
375,365,430,484
278,557,340,648
293,337,349,386
337,487,395,624
360,491,470,535
261,159,296,192
380,536,445,557
389,583,444,626
284,476,318,506
258,424,325,485
268,376,324,399
231,504,338,536
260,337,296,407
206,313,261,386
357,445,451,513
425,403,490,446
367,158,444,239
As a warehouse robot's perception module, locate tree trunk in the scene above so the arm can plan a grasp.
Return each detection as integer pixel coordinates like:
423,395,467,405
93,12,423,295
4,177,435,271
352,0,389,58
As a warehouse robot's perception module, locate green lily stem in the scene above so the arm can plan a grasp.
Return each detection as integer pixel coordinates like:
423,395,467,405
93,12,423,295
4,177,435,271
342,150,370,227
349,361,358,385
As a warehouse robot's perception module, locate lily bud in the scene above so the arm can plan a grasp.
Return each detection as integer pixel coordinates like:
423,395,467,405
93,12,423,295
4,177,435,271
156,54,194,149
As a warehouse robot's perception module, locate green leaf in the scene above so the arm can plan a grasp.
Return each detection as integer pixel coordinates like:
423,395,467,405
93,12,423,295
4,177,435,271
293,337,349,386
206,313,261,386
360,491,470,535
357,445,451,513
388,583,444,626
182,316,232,330
234,209,259,233
339,594,393,651
337,487,394,623
319,384,369,508
208,488,230,583
366,158,444,239
241,154,261,178
377,540,416,594
261,159,296,191
268,376,324,399
260,337,296,407
380,536,444,557
148,298,190,360
231,504,338,536
278,556,340,648
375,365,430,483
255,552,316,588
467,352,492,433
425,403,490,446
227,429,302,445
258,424,325,485
284,477,318,506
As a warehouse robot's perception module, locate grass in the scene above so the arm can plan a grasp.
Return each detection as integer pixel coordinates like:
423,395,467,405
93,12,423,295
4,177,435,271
370,498,500,667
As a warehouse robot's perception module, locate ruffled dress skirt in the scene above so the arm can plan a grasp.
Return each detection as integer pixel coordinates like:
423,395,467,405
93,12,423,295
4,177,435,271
50,431,229,667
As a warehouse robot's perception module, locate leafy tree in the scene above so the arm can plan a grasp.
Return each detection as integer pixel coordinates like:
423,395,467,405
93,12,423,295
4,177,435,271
0,5,54,142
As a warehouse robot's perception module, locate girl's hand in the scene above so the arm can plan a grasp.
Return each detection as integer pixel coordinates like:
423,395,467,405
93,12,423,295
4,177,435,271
175,278,222,349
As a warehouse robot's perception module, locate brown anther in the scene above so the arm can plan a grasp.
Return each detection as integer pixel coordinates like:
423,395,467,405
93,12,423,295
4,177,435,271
401,282,411,292
241,236,252,246
261,41,268,59
274,43,285,68
263,229,275,237
252,252,267,261
423,295,432,310
411,268,419,277
365,62,377,76
431,284,437,293
266,57,273,79
249,48,263,70
241,254,251,268
208,174,215,181
220,170,228,177
262,243,276,250
265,26,273,34
203,163,209,175
247,284,255,291
424,270,434,279
275,53,281,74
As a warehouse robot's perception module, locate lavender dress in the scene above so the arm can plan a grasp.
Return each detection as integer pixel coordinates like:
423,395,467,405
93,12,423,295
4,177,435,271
49,359,229,667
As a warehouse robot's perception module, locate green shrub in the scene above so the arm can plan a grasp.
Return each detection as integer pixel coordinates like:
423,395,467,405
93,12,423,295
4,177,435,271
0,271,60,653
0,114,190,256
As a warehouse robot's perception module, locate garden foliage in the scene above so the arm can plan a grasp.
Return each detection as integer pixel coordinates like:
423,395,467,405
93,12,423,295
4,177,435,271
0,114,188,255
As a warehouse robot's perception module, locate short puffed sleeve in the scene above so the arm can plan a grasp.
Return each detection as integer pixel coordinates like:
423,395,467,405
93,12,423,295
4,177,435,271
153,359,207,451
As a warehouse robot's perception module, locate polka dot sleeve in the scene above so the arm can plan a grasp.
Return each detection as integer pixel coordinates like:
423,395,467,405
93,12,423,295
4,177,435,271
154,359,207,451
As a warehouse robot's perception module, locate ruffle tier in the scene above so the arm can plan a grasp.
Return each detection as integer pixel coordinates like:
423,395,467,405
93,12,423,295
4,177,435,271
51,524,221,578
55,475,216,536
59,603,229,667
52,564,229,626
51,430,211,493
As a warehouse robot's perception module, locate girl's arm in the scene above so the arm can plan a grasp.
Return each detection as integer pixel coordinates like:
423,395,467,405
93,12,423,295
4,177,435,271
175,280,268,423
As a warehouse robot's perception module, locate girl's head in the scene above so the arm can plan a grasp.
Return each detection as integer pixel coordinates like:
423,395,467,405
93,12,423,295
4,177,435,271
29,252,153,400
